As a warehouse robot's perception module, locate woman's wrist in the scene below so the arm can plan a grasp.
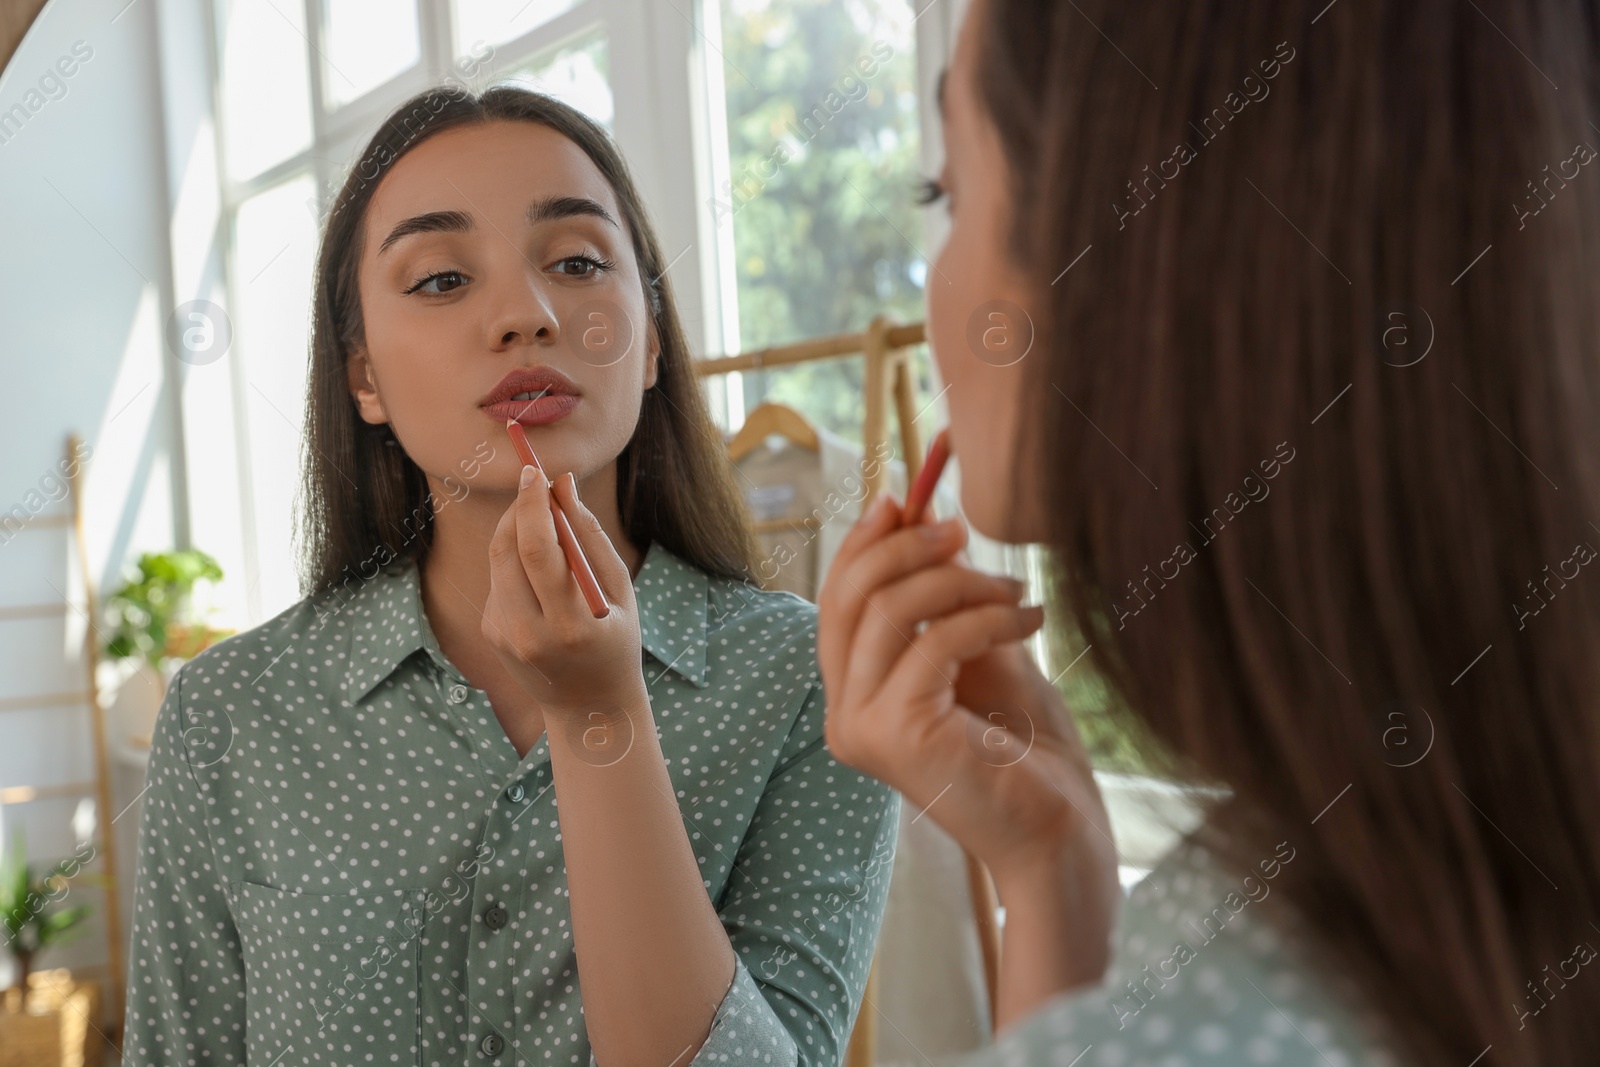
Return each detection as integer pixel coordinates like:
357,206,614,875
539,670,648,719
543,674,654,763
986,826,1119,1034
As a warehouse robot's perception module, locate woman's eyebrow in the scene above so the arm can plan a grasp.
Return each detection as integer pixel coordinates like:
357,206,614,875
529,194,619,230
377,195,619,257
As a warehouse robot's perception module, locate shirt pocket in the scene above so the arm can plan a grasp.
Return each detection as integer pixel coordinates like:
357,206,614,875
228,881,429,1067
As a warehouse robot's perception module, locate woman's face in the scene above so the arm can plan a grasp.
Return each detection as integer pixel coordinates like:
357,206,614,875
348,120,658,494
926,0,1048,543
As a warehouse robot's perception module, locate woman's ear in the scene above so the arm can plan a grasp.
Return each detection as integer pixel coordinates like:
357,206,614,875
347,345,390,425
643,324,661,391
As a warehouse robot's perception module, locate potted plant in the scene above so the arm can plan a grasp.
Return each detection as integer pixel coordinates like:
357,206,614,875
1,834,91,1010
102,549,235,752
0,834,98,1067
103,549,233,681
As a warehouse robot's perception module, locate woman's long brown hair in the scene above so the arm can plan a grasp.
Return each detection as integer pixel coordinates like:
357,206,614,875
296,86,759,598
982,1,1600,1063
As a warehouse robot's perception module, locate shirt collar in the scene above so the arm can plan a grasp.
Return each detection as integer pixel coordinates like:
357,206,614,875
340,538,711,705
632,541,711,689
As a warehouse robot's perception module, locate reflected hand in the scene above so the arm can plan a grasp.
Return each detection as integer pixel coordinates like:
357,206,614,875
483,467,643,720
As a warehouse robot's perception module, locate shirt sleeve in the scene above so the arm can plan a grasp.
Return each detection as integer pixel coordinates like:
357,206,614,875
123,662,250,1065
687,681,902,1067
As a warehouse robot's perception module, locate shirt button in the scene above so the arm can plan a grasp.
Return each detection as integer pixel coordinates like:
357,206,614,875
478,1032,504,1057
505,783,526,803
450,684,469,703
484,904,508,930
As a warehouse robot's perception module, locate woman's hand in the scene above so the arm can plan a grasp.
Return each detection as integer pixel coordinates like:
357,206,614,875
816,492,1119,1004
483,465,643,720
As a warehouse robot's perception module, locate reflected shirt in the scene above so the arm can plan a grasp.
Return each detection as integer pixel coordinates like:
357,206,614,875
123,539,900,1067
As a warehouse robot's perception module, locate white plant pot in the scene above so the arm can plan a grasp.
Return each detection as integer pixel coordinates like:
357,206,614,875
105,660,167,765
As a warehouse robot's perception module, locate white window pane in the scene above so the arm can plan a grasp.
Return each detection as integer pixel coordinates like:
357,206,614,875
231,174,319,617
497,29,612,130
454,0,581,51
217,0,314,181
324,0,421,106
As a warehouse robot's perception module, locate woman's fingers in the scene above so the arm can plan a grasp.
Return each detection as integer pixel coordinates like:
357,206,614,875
511,464,579,614
884,601,1047,712
549,471,627,609
817,495,901,683
840,563,1029,706
486,481,547,649
818,514,969,696
831,492,904,575
826,598,1045,778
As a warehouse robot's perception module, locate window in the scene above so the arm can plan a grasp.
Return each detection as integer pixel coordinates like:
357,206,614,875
710,0,933,445
215,0,313,181
454,0,582,52
230,176,319,609
323,0,422,107
499,27,614,129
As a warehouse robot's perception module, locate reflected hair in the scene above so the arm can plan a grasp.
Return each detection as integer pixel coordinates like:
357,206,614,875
295,85,759,598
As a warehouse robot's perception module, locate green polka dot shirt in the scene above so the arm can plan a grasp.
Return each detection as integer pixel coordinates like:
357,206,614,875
123,540,900,1067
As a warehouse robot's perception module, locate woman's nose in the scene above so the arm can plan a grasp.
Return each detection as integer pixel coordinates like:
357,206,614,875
484,264,560,349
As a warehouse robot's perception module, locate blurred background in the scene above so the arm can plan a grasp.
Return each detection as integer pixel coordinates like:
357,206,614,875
0,0,1186,1063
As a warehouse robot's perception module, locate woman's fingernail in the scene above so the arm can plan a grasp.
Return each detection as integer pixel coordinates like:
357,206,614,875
568,472,581,501
520,465,536,490
919,519,956,540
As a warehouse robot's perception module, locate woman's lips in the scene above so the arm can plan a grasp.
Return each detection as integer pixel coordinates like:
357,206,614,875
481,395,580,426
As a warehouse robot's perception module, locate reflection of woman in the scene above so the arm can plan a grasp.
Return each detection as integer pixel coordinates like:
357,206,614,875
123,87,897,1067
820,0,1600,1064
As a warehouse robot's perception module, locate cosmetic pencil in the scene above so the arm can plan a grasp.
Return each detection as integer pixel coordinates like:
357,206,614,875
901,427,951,527
504,419,610,619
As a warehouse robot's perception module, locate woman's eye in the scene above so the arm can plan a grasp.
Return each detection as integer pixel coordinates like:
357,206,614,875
914,175,947,206
403,270,466,296
551,255,615,278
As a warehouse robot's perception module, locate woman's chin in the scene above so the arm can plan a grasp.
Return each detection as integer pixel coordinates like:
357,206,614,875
960,482,1041,546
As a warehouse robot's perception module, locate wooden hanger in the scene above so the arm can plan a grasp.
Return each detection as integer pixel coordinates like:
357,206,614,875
726,401,819,462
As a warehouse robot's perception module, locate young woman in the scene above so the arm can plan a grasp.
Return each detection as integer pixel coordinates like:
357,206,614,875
123,87,898,1067
820,0,1600,1064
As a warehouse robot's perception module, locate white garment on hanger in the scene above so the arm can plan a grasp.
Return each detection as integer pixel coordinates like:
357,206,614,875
732,435,828,599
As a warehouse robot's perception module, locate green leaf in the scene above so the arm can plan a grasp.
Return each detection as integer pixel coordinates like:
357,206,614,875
102,548,226,669
38,904,91,945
